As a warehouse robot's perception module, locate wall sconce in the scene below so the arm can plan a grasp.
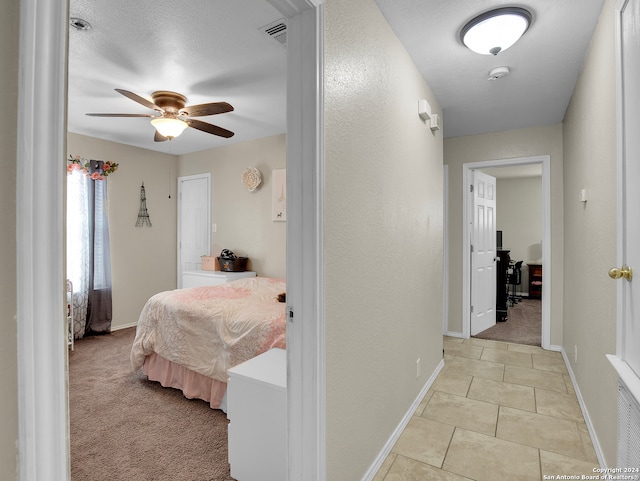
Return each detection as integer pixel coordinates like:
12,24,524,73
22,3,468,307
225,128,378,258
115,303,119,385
418,99,441,131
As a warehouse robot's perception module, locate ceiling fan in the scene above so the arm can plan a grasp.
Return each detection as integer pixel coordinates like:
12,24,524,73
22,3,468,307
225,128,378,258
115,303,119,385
86,89,234,142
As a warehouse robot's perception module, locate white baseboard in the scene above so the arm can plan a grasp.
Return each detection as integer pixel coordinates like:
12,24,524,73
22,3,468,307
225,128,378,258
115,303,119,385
111,321,137,331
560,347,606,468
445,331,464,339
360,359,445,481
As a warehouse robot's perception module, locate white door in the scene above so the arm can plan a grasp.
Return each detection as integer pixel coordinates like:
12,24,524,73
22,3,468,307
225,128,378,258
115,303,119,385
611,0,640,468
471,170,497,335
616,0,640,377
177,173,211,288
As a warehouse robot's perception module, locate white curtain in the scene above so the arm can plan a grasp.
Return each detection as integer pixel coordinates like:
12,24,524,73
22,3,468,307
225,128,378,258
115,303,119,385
67,169,91,338
66,162,113,338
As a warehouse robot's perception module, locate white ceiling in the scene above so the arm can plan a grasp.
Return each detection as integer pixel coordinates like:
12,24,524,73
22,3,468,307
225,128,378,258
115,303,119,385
67,0,605,155
67,0,288,155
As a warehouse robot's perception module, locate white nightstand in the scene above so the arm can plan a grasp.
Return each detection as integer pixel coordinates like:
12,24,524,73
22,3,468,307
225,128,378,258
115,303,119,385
181,270,256,288
227,348,286,481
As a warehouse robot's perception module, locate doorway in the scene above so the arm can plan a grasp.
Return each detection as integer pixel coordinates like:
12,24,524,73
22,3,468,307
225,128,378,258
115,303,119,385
474,165,542,345
462,155,552,349
177,173,211,288
16,2,325,480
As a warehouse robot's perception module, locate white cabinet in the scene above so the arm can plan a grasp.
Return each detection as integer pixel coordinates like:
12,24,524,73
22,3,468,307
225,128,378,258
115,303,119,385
227,348,286,481
181,270,256,288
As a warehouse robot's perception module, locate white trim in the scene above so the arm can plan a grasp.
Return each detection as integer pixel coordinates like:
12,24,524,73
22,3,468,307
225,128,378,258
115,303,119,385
562,348,607,468
442,165,449,335
17,0,69,479
446,331,465,339
278,2,326,480
176,173,212,288
607,354,640,409
614,0,627,362
111,322,138,331
462,156,553,349
359,361,445,481
267,0,323,17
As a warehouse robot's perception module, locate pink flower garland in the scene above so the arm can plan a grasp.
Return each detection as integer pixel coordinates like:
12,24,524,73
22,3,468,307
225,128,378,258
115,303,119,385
67,155,119,180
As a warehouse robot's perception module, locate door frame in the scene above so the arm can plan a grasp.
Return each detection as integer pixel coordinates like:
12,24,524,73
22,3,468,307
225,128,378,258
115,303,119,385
461,155,552,349
16,1,325,480
177,173,211,288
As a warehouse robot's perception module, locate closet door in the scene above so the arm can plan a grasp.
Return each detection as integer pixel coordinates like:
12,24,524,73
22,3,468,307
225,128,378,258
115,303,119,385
177,173,211,288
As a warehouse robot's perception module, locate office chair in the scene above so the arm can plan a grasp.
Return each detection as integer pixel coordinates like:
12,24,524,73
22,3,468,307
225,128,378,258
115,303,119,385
507,260,523,306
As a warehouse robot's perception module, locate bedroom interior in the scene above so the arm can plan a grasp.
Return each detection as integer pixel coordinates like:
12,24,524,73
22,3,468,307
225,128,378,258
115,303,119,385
65,1,290,477
7,0,639,480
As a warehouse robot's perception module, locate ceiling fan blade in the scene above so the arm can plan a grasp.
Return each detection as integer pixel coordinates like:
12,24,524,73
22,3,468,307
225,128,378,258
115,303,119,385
181,102,234,117
86,113,155,117
188,119,234,138
154,131,169,142
115,88,160,111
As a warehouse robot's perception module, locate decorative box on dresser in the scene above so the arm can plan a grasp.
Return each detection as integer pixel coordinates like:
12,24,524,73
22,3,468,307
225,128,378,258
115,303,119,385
181,270,256,288
227,348,286,481
528,263,542,299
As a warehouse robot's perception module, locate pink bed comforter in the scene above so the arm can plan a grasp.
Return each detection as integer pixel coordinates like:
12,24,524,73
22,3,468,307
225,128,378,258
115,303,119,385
131,277,286,383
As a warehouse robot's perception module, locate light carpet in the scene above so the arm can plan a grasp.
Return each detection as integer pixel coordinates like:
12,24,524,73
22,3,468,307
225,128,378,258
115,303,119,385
69,327,234,481
474,298,542,346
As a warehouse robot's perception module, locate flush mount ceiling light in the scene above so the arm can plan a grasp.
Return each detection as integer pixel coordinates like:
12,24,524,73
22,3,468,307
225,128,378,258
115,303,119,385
150,117,189,139
461,7,532,56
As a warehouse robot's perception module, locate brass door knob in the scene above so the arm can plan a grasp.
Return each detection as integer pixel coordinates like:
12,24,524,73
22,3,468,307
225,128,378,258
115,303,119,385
608,266,633,281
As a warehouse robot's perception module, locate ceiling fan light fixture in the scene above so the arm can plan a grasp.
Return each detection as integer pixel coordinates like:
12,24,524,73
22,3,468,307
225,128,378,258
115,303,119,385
461,7,532,56
151,118,188,139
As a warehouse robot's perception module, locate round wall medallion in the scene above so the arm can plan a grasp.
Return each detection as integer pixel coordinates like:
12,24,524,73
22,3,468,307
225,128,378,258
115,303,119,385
241,167,262,191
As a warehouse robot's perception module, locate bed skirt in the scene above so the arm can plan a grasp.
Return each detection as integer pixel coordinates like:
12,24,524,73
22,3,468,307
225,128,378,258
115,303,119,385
142,353,227,411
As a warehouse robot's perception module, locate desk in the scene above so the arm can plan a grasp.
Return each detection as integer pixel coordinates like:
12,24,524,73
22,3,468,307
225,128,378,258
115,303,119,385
496,249,511,321
528,264,542,299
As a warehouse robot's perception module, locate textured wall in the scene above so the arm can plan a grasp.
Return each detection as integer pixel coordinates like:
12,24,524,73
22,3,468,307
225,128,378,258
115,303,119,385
179,134,286,279
324,0,444,479
0,0,19,478
496,176,543,295
68,133,178,330
444,124,564,344
562,0,617,465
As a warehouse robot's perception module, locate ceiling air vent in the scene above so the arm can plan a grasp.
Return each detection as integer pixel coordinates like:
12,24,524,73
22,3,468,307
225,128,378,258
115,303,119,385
260,18,287,48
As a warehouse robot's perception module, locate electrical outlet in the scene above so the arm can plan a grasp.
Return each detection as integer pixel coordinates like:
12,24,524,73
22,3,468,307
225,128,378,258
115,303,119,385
416,358,421,379
574,345,578,363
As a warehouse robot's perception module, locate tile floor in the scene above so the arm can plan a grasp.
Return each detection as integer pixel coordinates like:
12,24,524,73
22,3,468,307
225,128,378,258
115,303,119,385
373,337,599,481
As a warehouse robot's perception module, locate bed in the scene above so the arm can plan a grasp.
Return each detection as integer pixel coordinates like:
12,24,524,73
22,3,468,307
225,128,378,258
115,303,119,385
130,276,286,410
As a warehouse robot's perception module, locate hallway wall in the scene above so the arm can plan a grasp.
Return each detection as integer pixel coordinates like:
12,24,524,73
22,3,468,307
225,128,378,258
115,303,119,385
562,0,617,465
444,124,564,345
324,0,444,478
